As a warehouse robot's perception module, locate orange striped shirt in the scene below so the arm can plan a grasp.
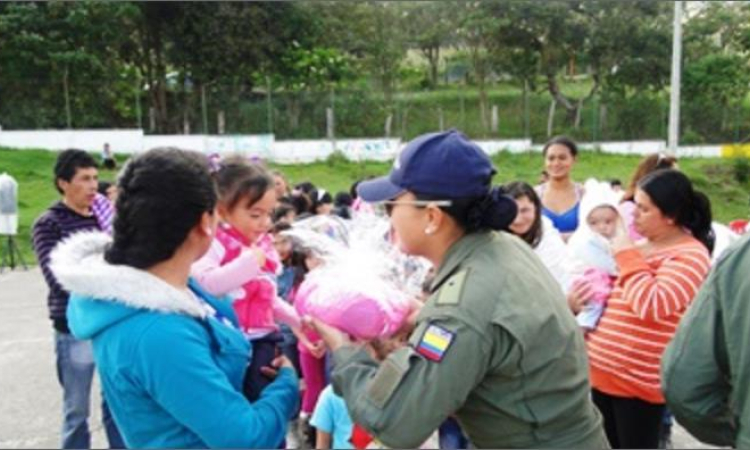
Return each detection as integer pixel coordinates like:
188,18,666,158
586,238,711,404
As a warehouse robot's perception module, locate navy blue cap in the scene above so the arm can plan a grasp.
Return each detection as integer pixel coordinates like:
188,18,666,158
358,130,497,202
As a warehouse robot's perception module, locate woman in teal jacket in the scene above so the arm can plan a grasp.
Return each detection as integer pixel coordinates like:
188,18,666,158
50,148,299,449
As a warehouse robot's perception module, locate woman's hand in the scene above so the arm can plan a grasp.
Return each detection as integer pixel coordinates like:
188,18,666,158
260,355,294,379
567,279,593,314
294,328,328,359
610,217,634,254
396,298,423,337
302,316,353,352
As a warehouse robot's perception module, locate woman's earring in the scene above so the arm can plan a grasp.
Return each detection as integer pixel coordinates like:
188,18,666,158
425,227,435,235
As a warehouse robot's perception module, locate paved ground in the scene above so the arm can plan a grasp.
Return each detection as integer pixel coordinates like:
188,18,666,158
0,268,717,449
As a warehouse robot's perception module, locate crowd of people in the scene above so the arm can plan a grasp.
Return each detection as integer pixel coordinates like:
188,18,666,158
29,130,750,449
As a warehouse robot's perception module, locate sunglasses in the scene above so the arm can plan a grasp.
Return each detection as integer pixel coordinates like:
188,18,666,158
381,200,452,216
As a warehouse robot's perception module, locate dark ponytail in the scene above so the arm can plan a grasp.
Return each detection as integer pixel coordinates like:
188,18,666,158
415,186,518,234
638,169,714,253
105,148,217,269
687,190,715,253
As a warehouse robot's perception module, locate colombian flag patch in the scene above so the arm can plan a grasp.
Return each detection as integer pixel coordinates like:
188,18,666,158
416,324,455,362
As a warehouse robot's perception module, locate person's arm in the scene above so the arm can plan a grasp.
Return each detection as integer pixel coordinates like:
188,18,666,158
662,273,736,446
135,319,299,448
273,295,301,329
191,240,262,296
316,430,332,450
329,316,500,448
615,247,710,322
32,216,65,296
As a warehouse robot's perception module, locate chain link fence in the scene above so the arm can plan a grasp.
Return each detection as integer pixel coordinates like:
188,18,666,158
2,81,749,145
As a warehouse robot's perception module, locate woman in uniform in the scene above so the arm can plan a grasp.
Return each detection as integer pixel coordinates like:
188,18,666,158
307,130,609,449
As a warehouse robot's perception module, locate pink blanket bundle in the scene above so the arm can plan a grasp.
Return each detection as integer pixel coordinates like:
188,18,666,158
295,270,412,341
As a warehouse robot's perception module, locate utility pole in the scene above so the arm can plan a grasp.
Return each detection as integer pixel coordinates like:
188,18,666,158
667,1,683,156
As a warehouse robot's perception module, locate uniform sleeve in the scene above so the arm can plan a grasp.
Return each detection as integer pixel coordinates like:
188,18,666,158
191,240,261,296
661,275,736,447
135,321,299,448
330,315,496,448
615,247,710,322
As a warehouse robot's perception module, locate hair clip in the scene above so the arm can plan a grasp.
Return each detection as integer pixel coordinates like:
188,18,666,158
207,153,222,174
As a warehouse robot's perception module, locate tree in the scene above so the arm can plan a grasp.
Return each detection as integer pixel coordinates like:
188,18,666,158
403,2,455,89
0,2,139,129
265,45,354,132
455,2,503,133
315,2,408,106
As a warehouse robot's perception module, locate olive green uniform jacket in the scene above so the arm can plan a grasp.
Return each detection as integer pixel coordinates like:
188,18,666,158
331,231,609,448
662,235,750,448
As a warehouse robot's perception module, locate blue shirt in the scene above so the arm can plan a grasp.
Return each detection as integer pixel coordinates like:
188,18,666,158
310,385,354,449
542,202,580,233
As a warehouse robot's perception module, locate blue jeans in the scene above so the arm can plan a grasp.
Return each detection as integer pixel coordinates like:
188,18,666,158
55,332,125,449
439,417,469,449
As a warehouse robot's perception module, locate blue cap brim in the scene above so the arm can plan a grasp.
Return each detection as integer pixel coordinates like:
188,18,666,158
356,176,405,203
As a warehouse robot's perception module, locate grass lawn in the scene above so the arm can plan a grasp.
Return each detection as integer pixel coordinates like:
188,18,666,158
1,146,748,265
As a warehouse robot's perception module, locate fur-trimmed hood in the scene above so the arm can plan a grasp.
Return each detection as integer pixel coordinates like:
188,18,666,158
50,231,208,339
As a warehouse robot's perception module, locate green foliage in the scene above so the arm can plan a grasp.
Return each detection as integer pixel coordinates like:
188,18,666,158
733,157,750,184
325,149,350,167
0,1,749,144
684,54,750,107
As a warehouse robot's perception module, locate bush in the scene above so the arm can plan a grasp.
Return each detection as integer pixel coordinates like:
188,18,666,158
325,149,349,167
733,157,750,184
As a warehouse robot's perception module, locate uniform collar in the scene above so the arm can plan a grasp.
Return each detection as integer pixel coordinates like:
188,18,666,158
429,231,494,293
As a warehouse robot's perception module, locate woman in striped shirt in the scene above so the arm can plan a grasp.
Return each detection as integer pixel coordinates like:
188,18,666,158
585,169,713,449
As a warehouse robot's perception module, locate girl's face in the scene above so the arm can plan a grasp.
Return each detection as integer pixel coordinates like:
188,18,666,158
587,206,619,239
305,254,323,271
222,189,276,243
509,196,536,236
316,202,333,215
274,175,288,199
273,234,293,261
544,144,575,180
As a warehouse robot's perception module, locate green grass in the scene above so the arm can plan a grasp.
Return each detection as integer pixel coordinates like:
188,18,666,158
1,147,748,265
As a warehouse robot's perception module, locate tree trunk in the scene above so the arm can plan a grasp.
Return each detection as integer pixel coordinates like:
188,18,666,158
479,84,489,134
286,95,301,131
432,46,440,89
152,25,169,133
545,69,600,128
568,54,576,77
422,46,440,89
63,65,72,129
472,46,489,133
574,99,584,129
523,79,530,138
547,98,557,138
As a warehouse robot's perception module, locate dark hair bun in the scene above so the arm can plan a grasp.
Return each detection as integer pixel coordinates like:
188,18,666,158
105,148,217,269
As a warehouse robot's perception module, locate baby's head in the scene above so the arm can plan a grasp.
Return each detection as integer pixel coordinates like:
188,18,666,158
587,205,619,239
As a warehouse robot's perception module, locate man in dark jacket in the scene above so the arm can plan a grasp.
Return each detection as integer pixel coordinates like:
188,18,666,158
32,149,123,449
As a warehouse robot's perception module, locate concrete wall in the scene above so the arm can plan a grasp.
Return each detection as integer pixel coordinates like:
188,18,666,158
0,129,732,161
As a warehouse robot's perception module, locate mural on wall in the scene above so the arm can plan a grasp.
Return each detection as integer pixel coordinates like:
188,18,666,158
205,135,275,159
